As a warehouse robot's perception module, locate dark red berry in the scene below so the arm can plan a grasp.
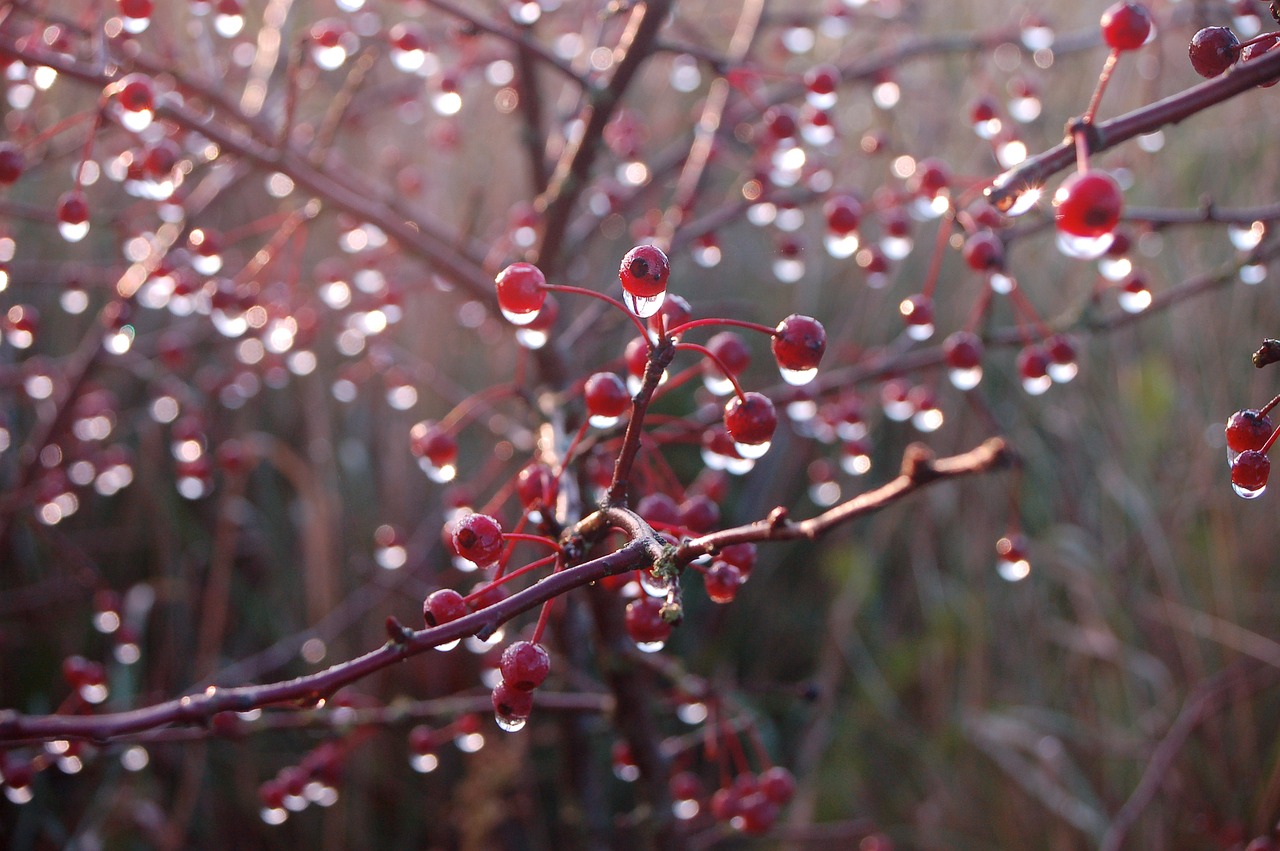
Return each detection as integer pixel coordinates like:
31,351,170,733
759,766,796,804
1189,27,1241,77
424,588,469,627
499,640,550,690
771,314,826,375
1053,171,1123,239
1226,409,1274,454
944,331,983,371
0,142,25,184
494,261,547,318
624,596,672,646
705,331,751,379
409,420,458,467
1100,3,1153,52
962,230,1004,271
516,463,557,509
724,392,777,448
717,542,757,576
763,104,799,140
452,513,504,565
119,0,154,17
1241,34,1280,86
116,73,154,112
491,680,534,722
823,194,862,234
804,64,839,96
1232,450,1270,494
58,190,90,226
619,244,670,298
584,372,630,420
899,294,934,337
677,494,720,533
704,561,743,604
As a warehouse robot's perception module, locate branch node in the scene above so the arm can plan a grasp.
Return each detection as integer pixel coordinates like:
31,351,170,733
385,615,412,645
767,506,789,529
901,443,938,483
1253,339,1280,369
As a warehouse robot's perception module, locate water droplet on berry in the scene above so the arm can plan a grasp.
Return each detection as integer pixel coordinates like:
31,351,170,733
823,231,860,258
260,806,288,825
214,11,245,37
494,713,527,732
417,459,457,482
1117,286,1152,314
120,108,153,133
434,638,461,652
59,220,90,243
1048,362,1078,383
623,289,665,318
733,439,771,460
778,366,818,386
880,235,913,259
1240,264,1267,285
1056,232,1114,260
773,257,805,282
635,639,666,654
500,306,539,326
640,570,671,597
947,366,982,391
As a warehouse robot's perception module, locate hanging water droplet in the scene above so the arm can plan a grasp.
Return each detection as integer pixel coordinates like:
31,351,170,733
435,638,460,652
823,231,859,258
635,639,665,653
1048,362,1078,383
996,556,1031,581
494,713,527,732
623,289,665,318
702,373,735,396
1117,287,1152,314
1021,374,1052,396
410,753,439,773
260,806,287,825
1056,231,1114,260
948,366,983,391
120,109,153,133
59,220,90,243
778,366,818,386
640,570,670,597
417,458,457,482
733,440,770,460
1233,481,1267,499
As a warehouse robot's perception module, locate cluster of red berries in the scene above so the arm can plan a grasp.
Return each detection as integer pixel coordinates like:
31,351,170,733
1226,404,1277,498
257,742,344,824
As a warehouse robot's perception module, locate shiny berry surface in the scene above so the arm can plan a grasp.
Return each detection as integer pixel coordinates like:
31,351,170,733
771,314,826,372
499,641,550,690
1226,409,1274,454
1232,449,1271,493
1053,171,1123,238
584,372,630,419
1100,3,1152,52
1189,27,1241,77
494,261,547,316
724,392,777,446
423,588,469,627
452,513,504,565
618,244,670,298
624,596,672,645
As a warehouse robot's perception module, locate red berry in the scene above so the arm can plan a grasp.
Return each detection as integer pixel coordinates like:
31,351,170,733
0,142,25,184
724,392,777,448
624,596,672,646
944,331,983,371
737,793,779,834
759,766,796,804
650,293,692,337
584,372,631,420
424,588,469,627
804,64,839,96
1226,409,1274,454
1189,27,1241,78
491,680,534,724
771,314,826,376
996,534,1029,564
899,294,934,339
452,513,504,566
494,261,547,318
705,331,751,379
58,190,90,226
823,194,862,234
704,561,743,603
763,104,799,140
618,244,670,298
624,336,650,380
1053,171,1123,239
516,463,557,509
717,542,757,576
677,494,720,533
1017,345,1051,392
910,158,950,199
409,420,458,467
119,0,154,17
1100,3,1153,52
498,640,550,690
1232,450,1270,495
1241,34,1280,86
116,73,154,112
962,230,1004,271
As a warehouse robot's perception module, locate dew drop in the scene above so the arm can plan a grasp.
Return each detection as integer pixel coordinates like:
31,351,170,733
500,306,538,326
59,221,90,243
702,374,735,396
495,713,527,732
772,257,805,283
1021,374,1052,396
779,365,818,386
635,639,665,653
261,806,288,825
880,235,913,259
435,638,461,652
905,322,934,342
589,413,620,429
417,459,457,482
1233,482,1267,500
1117,287,1152,314
1048,362,1078,383
1056,231,1114,260
4,785,33,805
214,13,245,38
1098,256,1131,281
948,366,982,391
120,109,153,133
840,451,871,476
516,328,549,349
623,290,665,318
733,440,770,459
640,570,670,597
823,231,859,258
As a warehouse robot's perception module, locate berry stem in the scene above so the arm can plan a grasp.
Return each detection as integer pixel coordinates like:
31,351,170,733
674,342,747,402
667,316,776,339
475,553,559,595
540,283,654,346
605,339,679,507
1261,424,1280,455
530,559,563,644
1258,393,1280,419
1083,50,1120,126
920,211,956,300
439,382,519,432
